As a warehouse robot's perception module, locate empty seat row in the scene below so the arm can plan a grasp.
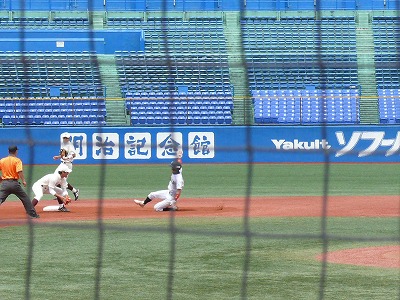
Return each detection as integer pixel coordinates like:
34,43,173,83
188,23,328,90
1,114,106,126
378,88,400,124
0,98,106,112
131,115,232,126
115,51,232,96
0,97,107,126
253,88,359,97
253,89,359,124
373,17,400,90
0,52,103,98
242,17,358,91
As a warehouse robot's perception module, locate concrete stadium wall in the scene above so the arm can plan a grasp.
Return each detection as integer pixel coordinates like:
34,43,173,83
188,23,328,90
0,30,144,53
1,125,400,164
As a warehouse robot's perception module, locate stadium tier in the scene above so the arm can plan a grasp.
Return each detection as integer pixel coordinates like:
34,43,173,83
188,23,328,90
126,91,233,126
373,17,400,89
0,97,106,126
0,52,103,98
0,12,399,126
242,17,358,90
252,89,359,124
377,89,400,123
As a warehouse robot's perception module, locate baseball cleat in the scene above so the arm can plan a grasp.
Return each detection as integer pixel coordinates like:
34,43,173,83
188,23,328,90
73,189,80,201
134,199,145,207
28,212,40,218
58,205,70,212
162,206,179,211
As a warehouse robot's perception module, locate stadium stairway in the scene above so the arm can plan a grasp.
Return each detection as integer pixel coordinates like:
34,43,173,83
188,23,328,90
91,11,105,29
104,100,128,126
224,12,254,125
97,54,129,125
356,12,380,124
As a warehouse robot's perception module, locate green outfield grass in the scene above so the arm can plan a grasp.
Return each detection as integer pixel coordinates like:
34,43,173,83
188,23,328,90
15,163,400,200
1,163,399,299
0,217,398,300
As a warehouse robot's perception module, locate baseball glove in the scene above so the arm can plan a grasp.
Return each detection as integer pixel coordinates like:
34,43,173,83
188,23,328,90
64,195,72,205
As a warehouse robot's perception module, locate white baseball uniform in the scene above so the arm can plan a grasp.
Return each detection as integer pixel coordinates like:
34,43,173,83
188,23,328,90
55,140,76,173
32,173,68,202
150,172,184,212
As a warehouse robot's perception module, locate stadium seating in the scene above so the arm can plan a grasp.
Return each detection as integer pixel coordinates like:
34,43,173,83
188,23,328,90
252,89,359,124
115,52,232,97
114,18,233,127
0,17,89,28
109,18,226,55
242,17,359,90
112,16,233,126
373,18,400,89
126,91,233,126
377,89,400,123
0,51,104,98
2,14,400,126
0,50,106,126
0,97,107,126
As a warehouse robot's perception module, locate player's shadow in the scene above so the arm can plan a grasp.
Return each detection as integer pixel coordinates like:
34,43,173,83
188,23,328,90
177,207,226,212
175,208,194,212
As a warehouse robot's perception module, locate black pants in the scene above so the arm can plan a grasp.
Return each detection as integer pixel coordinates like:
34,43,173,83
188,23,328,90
0,180,37,215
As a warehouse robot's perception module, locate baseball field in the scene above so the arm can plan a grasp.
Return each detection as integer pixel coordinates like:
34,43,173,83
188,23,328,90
0,163,399,300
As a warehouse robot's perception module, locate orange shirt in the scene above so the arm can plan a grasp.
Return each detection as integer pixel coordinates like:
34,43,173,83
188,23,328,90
0,155,23,180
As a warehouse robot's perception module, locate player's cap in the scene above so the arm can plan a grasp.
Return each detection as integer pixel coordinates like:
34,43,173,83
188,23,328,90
58,164,72,173
170,160,182,171
61,132,70,139
8,145,18,152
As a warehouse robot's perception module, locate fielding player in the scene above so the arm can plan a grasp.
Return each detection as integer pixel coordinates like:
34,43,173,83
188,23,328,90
32,164,72,212
53,132,80,200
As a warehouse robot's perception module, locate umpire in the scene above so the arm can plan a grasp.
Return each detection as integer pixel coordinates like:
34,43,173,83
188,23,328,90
0,145,40,218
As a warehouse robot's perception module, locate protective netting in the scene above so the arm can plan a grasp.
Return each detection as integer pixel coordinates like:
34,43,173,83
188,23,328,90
0,1,399,300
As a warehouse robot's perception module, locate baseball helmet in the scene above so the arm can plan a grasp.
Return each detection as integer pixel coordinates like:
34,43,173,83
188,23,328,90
170,160,182,173
58,164,72,173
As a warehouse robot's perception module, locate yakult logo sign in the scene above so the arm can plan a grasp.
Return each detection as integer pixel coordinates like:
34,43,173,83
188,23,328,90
271,139,331,150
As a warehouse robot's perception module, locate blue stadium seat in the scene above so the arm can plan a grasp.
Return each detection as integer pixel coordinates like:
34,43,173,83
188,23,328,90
161,115,171,125
209,115,217,124
177,115,187,125
146,116,155,125
192,116,201,125
2,115,11,125
138,116,147,125
154,115,163,125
